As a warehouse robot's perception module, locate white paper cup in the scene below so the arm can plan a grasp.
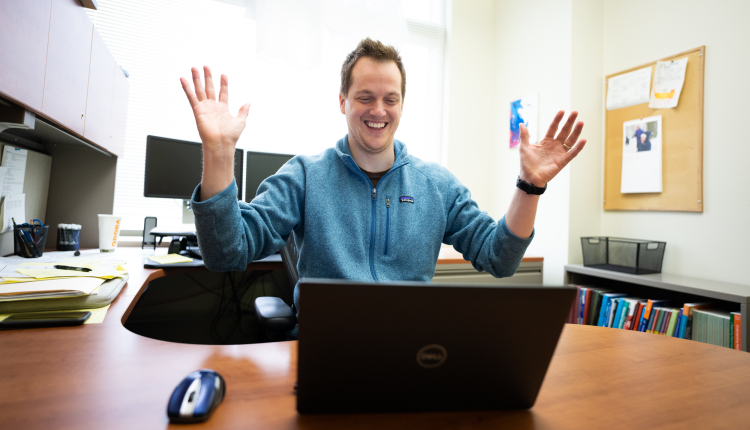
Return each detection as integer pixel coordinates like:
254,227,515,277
98,214,122,252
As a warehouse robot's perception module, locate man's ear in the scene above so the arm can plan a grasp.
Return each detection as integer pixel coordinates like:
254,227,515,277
339,93,346,114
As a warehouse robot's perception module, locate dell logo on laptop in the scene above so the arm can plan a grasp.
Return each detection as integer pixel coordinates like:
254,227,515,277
416,344,447,369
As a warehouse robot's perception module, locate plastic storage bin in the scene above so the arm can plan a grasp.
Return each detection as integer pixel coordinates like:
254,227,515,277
581,237,666,275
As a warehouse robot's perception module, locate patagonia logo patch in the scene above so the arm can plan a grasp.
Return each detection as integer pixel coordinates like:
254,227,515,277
399,196,414,204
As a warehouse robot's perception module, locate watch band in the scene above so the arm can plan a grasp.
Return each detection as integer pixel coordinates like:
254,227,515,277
516,176,547,195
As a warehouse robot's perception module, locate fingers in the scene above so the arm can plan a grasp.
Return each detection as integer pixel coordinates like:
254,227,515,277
564,121,584,148
238,103,250,121
219,74,229,104
545,111,565,139
180,77,199,109
519,122,530,147
565,139,587,162
556,111,579,142
204,66,216,101
191,67,206,101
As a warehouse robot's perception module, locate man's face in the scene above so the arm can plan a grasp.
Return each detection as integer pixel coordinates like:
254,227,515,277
339,57,403,158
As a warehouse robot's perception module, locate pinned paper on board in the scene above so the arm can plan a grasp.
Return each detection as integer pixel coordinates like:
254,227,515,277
0,194,25,233
606,66,652,110
510,94,538,148
621,116,663,194
649,58,688,109
0,146,27,196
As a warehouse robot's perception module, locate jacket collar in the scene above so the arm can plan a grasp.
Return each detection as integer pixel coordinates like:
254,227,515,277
335,134,410,176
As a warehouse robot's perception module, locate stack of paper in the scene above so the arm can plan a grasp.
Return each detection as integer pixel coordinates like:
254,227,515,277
0,257,128,302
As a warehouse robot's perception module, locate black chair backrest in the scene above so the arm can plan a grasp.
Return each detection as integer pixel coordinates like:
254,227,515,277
142,217,157,249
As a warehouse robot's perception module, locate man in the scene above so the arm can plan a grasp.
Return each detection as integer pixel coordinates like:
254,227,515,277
180,39,586,310
637,130,652,152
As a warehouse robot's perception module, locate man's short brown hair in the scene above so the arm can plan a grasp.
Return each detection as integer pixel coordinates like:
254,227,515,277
340,38,406,100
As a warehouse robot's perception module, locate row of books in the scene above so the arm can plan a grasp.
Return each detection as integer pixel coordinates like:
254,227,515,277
568,286,742,350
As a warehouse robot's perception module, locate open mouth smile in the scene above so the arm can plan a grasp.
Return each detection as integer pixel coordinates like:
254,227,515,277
365,120,387,130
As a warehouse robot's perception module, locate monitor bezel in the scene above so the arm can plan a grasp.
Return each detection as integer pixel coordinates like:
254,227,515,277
144,135,244,200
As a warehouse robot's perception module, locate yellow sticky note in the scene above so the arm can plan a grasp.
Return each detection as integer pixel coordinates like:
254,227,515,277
116,264,127,271
148,254,193,264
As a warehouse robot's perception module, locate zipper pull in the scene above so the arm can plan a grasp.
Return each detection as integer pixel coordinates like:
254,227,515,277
386,198,390,208
372,188,376,200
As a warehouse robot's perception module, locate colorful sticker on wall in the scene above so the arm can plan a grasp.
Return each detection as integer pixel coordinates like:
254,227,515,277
510,94,538,148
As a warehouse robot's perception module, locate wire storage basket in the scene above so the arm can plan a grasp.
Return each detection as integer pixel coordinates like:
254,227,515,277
581,237,666,275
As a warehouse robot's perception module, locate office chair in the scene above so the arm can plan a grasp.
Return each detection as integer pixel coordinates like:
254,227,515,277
142,216,160,249
254,232,299,339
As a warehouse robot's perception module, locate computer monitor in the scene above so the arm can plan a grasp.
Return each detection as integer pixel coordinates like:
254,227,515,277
245,151,295,201
144,135,244,200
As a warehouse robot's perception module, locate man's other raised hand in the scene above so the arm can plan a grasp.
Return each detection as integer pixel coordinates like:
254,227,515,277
519,110,586,187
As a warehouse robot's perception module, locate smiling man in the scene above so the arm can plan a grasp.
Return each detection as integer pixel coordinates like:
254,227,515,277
181,38,586,311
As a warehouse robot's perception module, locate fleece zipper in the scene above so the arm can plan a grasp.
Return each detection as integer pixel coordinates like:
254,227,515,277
369,187,379,281
384,197,391,256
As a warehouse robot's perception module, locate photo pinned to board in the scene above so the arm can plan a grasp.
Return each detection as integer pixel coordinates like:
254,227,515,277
510,94,538,148
621,116,663,194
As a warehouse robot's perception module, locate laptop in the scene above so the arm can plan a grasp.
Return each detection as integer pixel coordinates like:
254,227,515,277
296,278,576,414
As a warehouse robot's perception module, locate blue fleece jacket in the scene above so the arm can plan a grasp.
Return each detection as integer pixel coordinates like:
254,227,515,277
191,136,533,306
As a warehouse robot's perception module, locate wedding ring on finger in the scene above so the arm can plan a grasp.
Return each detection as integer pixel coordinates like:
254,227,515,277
563,143,572,150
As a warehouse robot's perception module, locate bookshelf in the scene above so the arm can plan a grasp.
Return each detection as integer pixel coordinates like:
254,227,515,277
565,264,750,351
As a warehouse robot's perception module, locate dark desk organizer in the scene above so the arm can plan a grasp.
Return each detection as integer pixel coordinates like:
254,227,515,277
57,224,82,251
581,237,666,275
14,225,49,258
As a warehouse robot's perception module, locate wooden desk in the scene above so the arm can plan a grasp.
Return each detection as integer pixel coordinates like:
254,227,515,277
2,251,749,429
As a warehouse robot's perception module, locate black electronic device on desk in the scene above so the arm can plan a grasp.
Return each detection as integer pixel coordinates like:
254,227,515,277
0,311,91,329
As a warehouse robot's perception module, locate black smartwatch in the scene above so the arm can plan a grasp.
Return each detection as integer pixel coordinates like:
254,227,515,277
516,176,546,195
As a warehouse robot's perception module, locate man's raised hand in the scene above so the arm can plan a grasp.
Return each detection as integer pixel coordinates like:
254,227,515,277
181,66,250,200
180,66,250,156
519,110,586,187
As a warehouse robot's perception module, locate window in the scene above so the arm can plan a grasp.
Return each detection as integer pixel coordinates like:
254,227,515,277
88,0,447,231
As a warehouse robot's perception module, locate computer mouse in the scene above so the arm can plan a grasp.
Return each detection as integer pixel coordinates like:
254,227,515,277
167,369,226,424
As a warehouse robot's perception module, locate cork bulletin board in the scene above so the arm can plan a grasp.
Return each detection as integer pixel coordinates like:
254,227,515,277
604,46,705,212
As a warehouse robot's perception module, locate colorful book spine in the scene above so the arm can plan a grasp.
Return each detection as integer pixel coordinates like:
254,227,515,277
636,306,648,332
659,310,672,336
617,301,630,329
683,303,710,341
582,288,593,326
732,312,741,350
638,300,655,332
672,310,683,337
599,294,627,327
609,299,621,328
578,287,587,324
631,302,647,331
597,296,609,327
649,309,663,334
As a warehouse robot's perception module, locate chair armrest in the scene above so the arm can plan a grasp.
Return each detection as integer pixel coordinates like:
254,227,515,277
254,297,297,332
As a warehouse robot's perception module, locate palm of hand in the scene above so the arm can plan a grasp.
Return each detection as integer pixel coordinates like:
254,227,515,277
193,100,243,149
519,111,586,186
180,66,250,153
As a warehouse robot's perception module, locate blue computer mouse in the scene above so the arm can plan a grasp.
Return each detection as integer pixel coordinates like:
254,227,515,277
167,369,226,423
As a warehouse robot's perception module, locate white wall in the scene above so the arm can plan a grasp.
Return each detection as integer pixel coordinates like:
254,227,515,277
568,0,604,264
448,0,750,288
599,0,750,286
492,0,573,285
445,0,497,215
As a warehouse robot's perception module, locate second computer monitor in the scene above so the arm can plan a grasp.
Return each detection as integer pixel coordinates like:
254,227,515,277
144,135,244,200
245,151,295,201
